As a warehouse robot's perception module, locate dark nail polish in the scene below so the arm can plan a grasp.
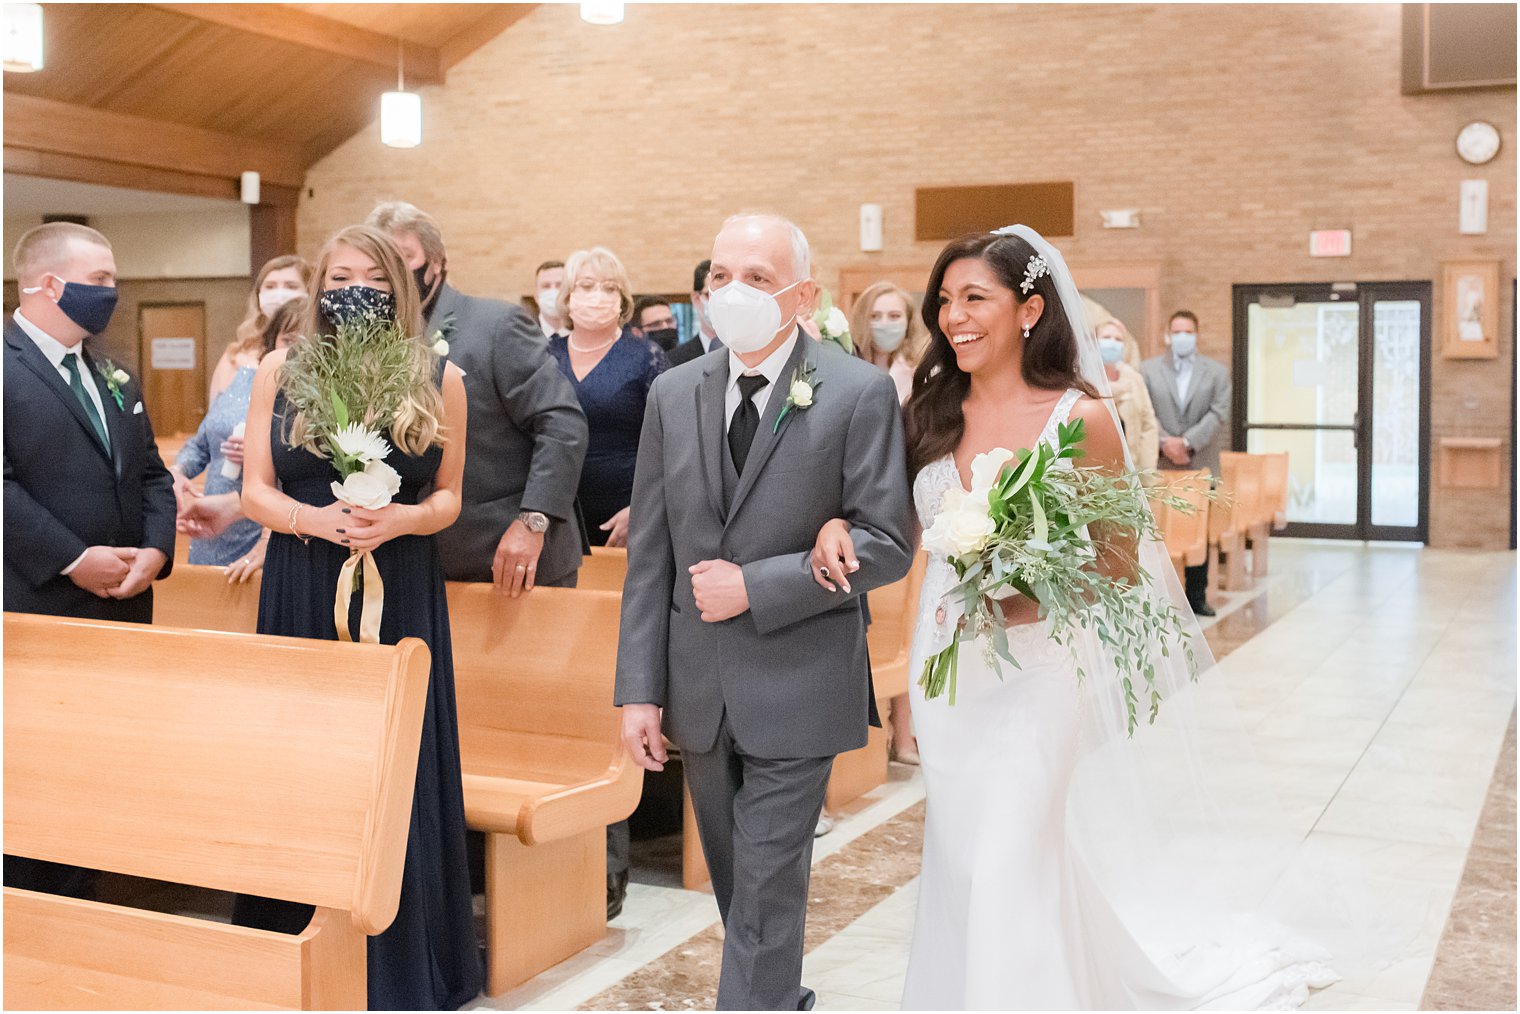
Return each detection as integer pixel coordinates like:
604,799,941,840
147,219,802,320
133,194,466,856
336,528,345,534
341,508,351,514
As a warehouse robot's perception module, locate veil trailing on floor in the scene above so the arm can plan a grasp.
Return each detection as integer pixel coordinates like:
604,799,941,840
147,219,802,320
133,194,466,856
990,225,1396,1007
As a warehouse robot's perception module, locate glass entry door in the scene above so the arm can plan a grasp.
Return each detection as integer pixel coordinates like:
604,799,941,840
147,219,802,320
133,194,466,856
1232,282,1431,541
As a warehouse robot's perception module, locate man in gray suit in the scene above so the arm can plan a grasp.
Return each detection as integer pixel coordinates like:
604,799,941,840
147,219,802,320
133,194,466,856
616,214,912,1010
370,202,589,593
1140,309,1231,615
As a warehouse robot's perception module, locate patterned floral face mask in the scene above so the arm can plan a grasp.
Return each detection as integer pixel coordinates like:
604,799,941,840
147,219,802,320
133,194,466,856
318,285,396,329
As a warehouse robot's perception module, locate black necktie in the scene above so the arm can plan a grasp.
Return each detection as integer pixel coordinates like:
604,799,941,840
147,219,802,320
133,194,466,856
728,374,769,476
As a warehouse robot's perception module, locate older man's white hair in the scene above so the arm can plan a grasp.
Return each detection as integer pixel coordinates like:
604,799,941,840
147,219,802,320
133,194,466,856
721,212,812,280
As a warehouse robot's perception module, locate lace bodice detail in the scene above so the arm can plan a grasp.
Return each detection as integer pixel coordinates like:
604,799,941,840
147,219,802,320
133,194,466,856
912,388,1083,531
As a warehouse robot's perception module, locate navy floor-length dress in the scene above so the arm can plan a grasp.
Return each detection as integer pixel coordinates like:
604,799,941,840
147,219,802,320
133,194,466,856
233,378,483,1011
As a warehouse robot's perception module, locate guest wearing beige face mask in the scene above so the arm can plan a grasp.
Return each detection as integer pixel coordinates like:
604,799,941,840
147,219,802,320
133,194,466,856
548,248,669,551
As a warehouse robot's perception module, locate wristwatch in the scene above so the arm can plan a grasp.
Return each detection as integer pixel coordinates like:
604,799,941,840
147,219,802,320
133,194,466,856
517,510,550,534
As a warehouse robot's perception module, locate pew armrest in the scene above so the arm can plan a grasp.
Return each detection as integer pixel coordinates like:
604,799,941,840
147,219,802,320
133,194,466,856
463,750,643,847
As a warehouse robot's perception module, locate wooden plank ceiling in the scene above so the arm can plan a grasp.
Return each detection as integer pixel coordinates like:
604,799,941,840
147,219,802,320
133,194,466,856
3,3,534,197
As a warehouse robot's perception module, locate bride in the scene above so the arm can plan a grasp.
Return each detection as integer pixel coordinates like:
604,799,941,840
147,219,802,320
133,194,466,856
818,226,1345,1010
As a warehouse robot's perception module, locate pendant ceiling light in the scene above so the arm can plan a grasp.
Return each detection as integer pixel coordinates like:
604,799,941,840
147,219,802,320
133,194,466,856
380,37,421,148
580,1,624,26
3,3,44,74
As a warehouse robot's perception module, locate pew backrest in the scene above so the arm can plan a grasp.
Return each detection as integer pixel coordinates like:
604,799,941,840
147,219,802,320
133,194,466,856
445,585,627,817
4,612,430,935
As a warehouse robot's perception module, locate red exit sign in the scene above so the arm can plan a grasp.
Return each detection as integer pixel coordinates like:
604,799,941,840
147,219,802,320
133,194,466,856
1309,230,1353,257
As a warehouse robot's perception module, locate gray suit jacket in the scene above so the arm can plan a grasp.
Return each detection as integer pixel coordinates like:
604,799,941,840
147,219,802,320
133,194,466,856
1139,352,1231,475
429,284,589,584
614,333,913,759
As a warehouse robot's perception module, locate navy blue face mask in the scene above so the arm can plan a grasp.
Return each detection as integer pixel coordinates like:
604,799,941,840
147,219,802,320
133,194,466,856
23,275,119,335
318,285,396,329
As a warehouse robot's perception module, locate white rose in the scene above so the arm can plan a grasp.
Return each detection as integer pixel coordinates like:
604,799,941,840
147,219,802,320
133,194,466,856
332,422,392,465
364,458,402,498
111,368,130,385
921,511,955,557
969,447,1016,497
432,337,450,356
331,470,392,509
945,505,996,557
825,307,849,336
790,379,814,408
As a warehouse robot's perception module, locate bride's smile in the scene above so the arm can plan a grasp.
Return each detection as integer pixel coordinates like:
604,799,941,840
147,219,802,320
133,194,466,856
936,256,1034,372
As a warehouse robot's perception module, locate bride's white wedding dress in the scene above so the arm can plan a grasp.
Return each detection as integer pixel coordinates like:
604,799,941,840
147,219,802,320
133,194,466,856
901,390,1337,1011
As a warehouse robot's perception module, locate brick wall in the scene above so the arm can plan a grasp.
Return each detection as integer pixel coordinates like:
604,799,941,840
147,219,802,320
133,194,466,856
299,3,1516,548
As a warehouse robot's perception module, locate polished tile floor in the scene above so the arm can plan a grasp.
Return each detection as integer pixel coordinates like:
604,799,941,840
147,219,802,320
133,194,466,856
470,541,1517,1012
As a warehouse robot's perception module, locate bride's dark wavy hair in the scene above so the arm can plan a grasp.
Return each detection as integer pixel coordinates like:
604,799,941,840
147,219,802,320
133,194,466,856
904,231,1099,479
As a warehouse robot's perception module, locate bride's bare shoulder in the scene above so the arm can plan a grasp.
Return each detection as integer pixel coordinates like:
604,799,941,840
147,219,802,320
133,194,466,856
1069,395,1125,465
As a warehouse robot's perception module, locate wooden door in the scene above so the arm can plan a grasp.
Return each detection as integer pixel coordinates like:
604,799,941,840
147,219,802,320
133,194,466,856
138,303,206,438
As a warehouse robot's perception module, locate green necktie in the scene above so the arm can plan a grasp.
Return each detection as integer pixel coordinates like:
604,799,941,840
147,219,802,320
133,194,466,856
61,352,110,450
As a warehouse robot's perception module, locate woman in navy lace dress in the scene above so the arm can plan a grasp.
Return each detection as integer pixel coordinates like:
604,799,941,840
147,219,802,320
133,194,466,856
547,246,668,547
237,225,482,1010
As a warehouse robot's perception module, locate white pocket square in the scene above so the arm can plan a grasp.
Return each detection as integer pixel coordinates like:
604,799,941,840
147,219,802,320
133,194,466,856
133,401,144,414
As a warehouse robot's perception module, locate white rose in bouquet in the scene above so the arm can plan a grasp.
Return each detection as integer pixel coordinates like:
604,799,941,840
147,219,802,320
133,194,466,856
331,459,402,509
945,503,996,556
824,307,849,337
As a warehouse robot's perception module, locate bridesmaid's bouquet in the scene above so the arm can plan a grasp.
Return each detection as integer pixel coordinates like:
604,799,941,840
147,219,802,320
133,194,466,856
279,315,442,641
920,419,1205,734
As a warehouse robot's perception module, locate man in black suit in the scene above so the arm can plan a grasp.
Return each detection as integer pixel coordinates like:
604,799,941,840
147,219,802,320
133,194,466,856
4,222,177,895
630,295,680,354
666,258,724,368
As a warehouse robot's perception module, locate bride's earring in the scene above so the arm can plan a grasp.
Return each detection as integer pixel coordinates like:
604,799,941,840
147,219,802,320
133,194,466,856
1023,325,1031,339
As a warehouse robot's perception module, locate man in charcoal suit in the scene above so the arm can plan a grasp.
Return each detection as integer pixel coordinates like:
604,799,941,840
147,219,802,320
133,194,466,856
4,222,177,896
370,201,589,594
1140,308,1231,616
616,213,912,1009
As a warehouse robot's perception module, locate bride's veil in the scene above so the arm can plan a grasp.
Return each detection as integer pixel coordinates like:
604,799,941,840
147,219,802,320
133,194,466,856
994,225,1393,1004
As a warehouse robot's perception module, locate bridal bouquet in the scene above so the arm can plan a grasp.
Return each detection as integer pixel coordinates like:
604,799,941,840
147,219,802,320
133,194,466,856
920,419,1203,734
279,315,440,641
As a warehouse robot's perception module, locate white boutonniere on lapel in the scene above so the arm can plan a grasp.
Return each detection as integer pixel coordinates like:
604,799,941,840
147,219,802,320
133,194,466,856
96,359,130,410
429,311,456,357
773,360,820,434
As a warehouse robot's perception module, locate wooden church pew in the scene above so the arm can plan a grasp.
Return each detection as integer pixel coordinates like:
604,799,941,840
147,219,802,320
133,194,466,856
3,612,430,1010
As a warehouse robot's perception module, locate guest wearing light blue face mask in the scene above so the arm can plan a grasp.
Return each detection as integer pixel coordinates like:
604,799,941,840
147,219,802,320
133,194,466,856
1094,318,1159,470
848,281,927,406
1140,309,1231,615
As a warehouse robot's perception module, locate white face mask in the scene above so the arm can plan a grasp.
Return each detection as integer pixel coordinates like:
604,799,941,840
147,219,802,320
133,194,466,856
871,320,908,353
537,287,562,317
259,287,302,316
1168,331,1197,358
708,277,803,354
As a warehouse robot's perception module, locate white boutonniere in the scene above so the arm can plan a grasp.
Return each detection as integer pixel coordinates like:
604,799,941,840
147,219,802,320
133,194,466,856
96,359,130,410
811,288,853,355
773,361,820,433
429,311,456,358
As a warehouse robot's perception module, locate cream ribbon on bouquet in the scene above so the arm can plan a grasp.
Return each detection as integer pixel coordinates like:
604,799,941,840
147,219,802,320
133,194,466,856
328,421,402,643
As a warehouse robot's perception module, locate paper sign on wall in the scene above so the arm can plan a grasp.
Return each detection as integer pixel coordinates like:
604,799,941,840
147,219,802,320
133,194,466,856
151,338,196,370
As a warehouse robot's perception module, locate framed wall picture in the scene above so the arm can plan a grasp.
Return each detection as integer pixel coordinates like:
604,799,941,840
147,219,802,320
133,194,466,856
1441,260,1501,359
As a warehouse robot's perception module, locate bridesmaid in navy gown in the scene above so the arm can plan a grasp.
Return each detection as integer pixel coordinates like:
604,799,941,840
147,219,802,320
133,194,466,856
238,225,482,1010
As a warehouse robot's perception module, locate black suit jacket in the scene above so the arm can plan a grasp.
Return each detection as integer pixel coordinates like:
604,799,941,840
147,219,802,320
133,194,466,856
3,318,176,623
428,285,590,584
666,334,718,369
